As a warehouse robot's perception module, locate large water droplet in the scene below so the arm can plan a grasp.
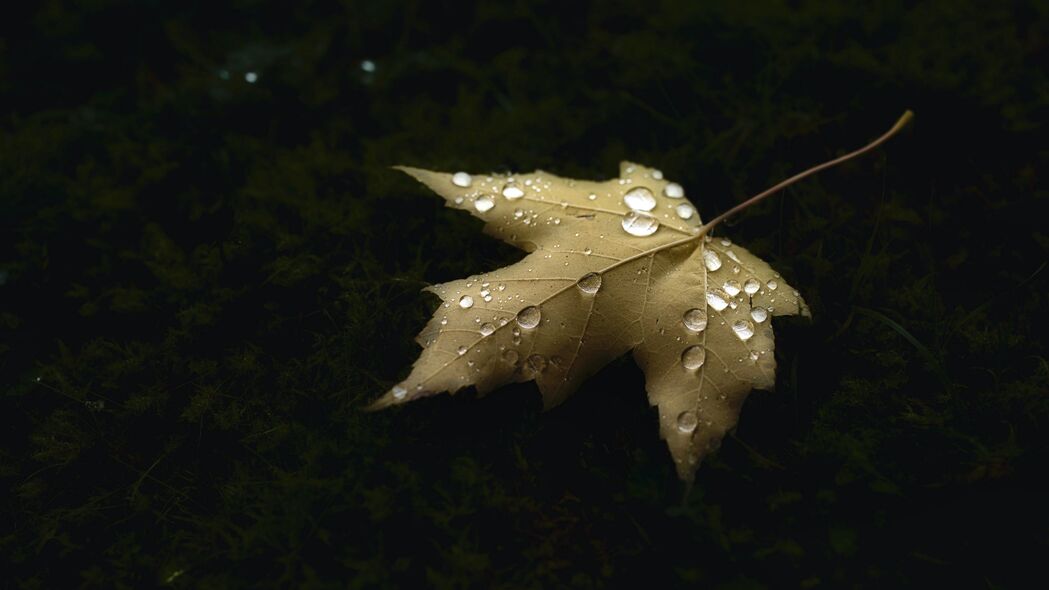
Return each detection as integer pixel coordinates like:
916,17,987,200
732,319,755,341
706,290,728,311
473,195,494,212
677,410,698,433
723,279,741,297
682,308,707,332
479,322,495,336
750,307,768,323
516,305,541,329
502,183,524,200
623,187,656,211
766,279,778,291
664,183,684,198
681,345,706,369
452,172,472,187
703,249,722,271
459,295,474,309
621,211,659,237
743,278,760,295
576,272,602,294
392,385,407,400
675,203,695,219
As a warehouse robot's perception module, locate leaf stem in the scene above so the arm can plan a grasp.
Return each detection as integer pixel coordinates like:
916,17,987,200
698,110,914,234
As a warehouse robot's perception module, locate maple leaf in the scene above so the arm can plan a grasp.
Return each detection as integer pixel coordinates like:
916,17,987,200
371,113,912,481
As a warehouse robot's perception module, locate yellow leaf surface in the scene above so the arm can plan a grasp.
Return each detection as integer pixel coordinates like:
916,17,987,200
371,162,809,481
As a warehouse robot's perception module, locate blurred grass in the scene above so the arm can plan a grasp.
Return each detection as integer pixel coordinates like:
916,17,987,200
1,1,1047,588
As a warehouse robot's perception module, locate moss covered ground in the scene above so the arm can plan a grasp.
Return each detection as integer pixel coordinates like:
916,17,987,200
2,1,1047,588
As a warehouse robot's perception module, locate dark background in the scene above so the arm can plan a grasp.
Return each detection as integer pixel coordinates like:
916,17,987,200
2,1,1047,588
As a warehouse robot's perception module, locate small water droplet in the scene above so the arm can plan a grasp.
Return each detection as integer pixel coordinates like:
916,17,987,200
516,306,541,329
652,169,664,180
440,317,448,325
514,208,524,219
583,247,592,255
750,307,768,323
681,345,706,369
664,182,684,198
621,211,659,237
706,290,728,311
498,283,506,291
479,322,495,336
457,345,468,355
675,203,695,219
576,272,602,294
720,238,732,246
459,295,474,309
452,172,472,187
474,195,494,212
766,279,778,291
682,308,707,332
723,279,741,296
677,410,698,433
623,187,656,211
725,250,742,264
502,183,524,200
502,349,519,364
743,278,761,295
588,192,597,200
392,385,407,400
703,249,722,271
732,319,755,341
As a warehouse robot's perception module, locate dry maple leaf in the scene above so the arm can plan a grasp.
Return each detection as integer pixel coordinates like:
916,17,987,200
371,112,912,481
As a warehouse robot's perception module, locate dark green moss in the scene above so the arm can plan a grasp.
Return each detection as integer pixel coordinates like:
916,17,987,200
2,1,1047,588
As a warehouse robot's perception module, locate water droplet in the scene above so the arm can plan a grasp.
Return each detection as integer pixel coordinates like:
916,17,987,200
652,169,664,179
479,322,495,336
392,385,407,400
526,354,547,373
474,195,494,212
703,249,722,271
743,278,760,295
457,345,468,355
440,317,448,325
583,247,592,256
244,71,259,83
750,307,768,323
766,279,778,290
459,295,474,309
452,172,472,187
664,183,684,198
516,306,541,329
725,250,742,263
576,272,602,294
681,345,706,369
503,349,519,364
706,290,728,311
623,187,656,211
675,203,695,219
723,280,741,296
621,211,659,236
682,308,707,332
732,319,755,341
502,184,524,200
587,192,597,200
497,283,506,291
513,208,524,219
677,410,698,433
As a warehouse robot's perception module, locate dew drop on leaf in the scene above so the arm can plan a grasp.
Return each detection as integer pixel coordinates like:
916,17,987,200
502,184,524,200
474,195,494,212
457,345,468,355
743,278,760,295
452,172,472,187
479,322,495,336
623,187,656,211
682,308,707,332
516,306,541,329
664,182,684,198
392,385,407,400
681,345,706,370
676,410,698,433
766,279,778,290
576,272,602,294
732,319,755,341
750,307,768,323
675,203,694,219
706,290,728,311
621,211,659,237
459,295,474,309
703,249,722,271
723,279,741,296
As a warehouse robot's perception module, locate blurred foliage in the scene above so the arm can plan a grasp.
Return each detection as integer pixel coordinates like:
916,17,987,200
1,0,1047,588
